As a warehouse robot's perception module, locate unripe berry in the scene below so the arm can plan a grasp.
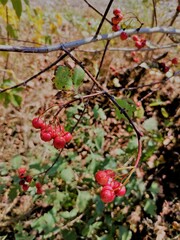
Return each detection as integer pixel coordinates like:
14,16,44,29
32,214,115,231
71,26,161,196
115,184,126,196
120,31,128,40
53,136,66,149
171,57,178,65
113,8,121,16
100,186,115,203
112,24,120,32
95,170,110,186
18,167,26,178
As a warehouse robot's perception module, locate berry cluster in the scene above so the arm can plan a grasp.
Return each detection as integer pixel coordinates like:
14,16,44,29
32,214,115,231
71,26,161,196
18,167,43,194
95,169,126,203
111,8,123,32
32,118,72,149
132,35,146,49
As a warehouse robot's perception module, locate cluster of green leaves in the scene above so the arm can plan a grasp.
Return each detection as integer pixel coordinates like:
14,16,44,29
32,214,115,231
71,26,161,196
0,0,29,18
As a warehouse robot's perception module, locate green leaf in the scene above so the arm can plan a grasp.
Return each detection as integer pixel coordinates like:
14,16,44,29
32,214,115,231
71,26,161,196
115,98,136,120
143,117,158,131
54,66,73,90
60,167,74,183
72,66,85,88
10,94,22,107
161,107,169,118
6,24,18,38
119,226,132,240
0,0,8,5
149,182,159,195
9,186,19,201
60,208,78,219
23,0,29,5
144,198,157,216
94,128,105,150
76,190,91,212
11,155,22,169
61,229,77,240
11,0,22,18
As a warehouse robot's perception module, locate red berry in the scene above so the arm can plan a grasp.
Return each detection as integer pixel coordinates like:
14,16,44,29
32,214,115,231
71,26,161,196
111,16,121,25
120,31,128,40
112,24,120,32
172,57,178,65
113,8,121,16
25,175,33,183
115,184,126,196
22,184,29,191
104,169,116,178
35,182,42,189
36,187,43,194
100,186,115,203
177,5,180,12
18,167,26,178
19,179,25,185
53,136,66,149
135,41,143,49
63,132,72,143
140,38,146,47
32,118,45,129
163,66,170,73
132,35,139,41
95,170,110,186
40,129,52,142
133,57,140,63
110,180,121,190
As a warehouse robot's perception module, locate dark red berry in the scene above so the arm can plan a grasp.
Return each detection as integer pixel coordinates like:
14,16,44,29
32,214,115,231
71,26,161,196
113,8,121,16
19,179,25,185
100,186,115,203
35,182,42,189
53,136,66,149
104,169,115,178
135,41,143,49
40,129,52,142
112,24,120,32
111,16,121,25
172,57,178,65
63,132,72,143
22,184,29,191
120,31,128,40
36,187,43,194
95,170,110,186
25,175,33,183
176,5,180,12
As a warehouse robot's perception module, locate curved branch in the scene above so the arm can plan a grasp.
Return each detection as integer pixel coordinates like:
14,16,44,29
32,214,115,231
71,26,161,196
0,27,179,53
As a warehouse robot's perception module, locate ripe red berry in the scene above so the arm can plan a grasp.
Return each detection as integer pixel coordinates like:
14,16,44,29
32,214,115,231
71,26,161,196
110,180,121,190
18,167,26,178
19,179,25,185
53,136,66,149
100,186,115,203
115,185,126,196
35,182,42,189
36,187,43,194
25,175,33,183
104,169,116,178
22,184,29,191
111,16,121,25
140,39,146,47
163,66,170,73
171,57,178,65
135,41,143,49
113,8,121,16
32,118,45,129
132,35,139,41
63,132,72,143
40,129,52,142
133,57,140,63
176,5,180,12
95,170,110,186
120,31,128,40
112,24,120,32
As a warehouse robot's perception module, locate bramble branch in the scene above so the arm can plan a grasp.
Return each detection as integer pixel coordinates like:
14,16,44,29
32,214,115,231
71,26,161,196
0,27,179,53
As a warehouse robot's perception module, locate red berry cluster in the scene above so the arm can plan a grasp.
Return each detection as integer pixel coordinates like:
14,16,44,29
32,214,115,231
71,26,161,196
132,35,146,49
159,62,170,73
111,8,123,32
95,169,126,203
17,167,43,194
32,118,72,149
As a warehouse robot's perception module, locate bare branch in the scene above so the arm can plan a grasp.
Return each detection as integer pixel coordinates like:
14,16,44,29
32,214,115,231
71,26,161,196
0,27,179,53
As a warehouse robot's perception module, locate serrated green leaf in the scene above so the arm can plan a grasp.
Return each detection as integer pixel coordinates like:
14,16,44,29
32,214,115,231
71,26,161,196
60,208,78,219
161,107,169,118
72,66,85,88
0,0,8,5
143,117,158,131
60,167,74,183
11,0,22,18
76,190,91,212
54,66,73,90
